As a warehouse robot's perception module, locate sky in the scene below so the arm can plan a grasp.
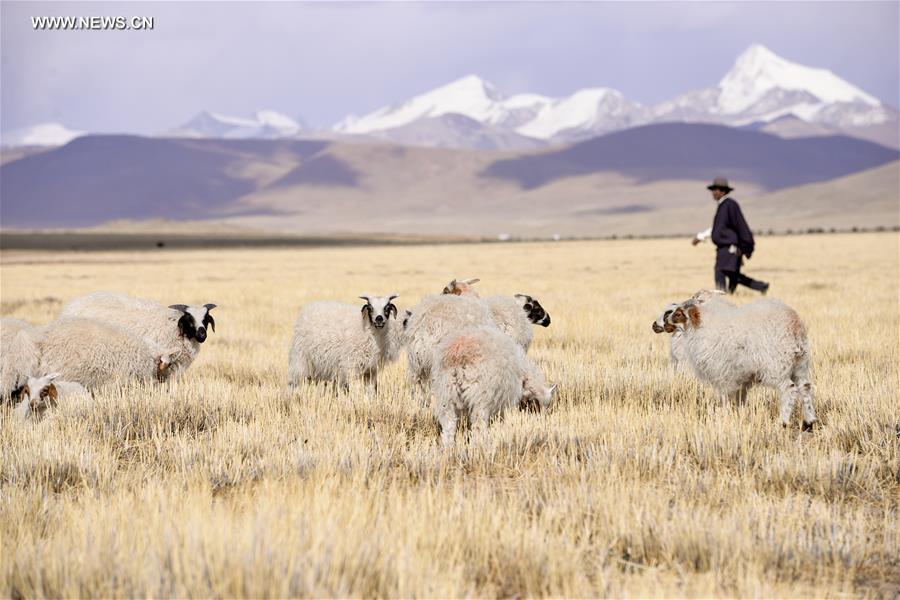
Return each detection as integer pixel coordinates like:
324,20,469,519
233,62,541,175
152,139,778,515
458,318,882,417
1,1,898,134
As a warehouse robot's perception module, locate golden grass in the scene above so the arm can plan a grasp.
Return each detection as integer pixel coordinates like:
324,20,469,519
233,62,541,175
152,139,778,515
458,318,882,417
1,233,898,598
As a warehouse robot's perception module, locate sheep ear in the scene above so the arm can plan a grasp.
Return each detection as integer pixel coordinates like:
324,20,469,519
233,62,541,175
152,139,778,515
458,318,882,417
168,304,189,313
204,303,217,311
549,384,558,397
358,296,371,302
687,305,702,327
45,372,61,382
464,278,480,285
388,294,399,302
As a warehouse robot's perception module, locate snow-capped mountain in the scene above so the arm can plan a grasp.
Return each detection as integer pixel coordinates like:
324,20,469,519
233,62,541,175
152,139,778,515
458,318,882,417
654,44,893,129
331,44,895,148
334,75,649,144
3,45,893,151
517,88,650,140
2,122,85,147
169,110,305,139
335,75,553,135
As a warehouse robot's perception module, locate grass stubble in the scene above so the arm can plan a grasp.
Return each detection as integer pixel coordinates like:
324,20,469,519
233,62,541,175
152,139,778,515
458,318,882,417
1,233,897,598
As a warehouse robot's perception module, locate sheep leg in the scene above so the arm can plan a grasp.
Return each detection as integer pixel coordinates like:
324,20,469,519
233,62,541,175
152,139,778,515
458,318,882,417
738,382,751,406
793,362,816,432
415,378,431,407
362,371,378,398
470,407,491,438
778,381,798,428
437,410,457,448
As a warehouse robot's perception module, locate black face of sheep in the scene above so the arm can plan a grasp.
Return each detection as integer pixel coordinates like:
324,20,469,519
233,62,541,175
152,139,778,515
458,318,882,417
515,294,551,327
359,295,399,329
169,303,217,343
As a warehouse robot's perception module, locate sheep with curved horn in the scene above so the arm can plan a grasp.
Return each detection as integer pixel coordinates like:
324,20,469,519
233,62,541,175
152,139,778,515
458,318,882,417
288,294,405,395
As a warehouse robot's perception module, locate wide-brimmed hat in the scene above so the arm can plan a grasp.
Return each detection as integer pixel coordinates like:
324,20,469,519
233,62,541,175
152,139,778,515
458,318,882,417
706,177,734,193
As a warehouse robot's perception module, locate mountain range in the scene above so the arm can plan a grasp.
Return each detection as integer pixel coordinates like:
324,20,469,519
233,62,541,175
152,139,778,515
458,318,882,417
2,122,897,235
4,45,897,151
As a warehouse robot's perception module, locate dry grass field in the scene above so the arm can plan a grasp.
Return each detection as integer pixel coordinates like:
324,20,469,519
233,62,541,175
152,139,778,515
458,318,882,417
1,233,898,598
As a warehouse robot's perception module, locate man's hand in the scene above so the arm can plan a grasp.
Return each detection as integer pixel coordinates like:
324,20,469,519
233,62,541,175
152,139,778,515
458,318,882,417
691,237,701,246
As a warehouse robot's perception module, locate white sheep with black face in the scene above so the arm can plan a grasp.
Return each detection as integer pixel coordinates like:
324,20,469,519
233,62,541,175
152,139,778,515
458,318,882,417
442,278,552,351
1,317,42,404
13,373,91,421
287,294,405,394
59,292,217,375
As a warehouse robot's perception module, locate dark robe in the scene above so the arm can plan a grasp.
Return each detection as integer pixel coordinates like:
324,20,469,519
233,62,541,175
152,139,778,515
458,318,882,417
711,197,755,272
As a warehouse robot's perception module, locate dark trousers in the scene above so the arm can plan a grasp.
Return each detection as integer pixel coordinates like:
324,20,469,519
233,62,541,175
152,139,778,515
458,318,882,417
715,267,768,294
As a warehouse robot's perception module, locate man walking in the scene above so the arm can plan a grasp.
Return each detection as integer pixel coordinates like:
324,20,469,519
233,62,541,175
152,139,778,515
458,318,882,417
692,177,769,295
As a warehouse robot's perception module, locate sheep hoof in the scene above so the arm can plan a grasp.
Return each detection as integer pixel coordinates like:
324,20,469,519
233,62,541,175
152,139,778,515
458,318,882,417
801,421,816,433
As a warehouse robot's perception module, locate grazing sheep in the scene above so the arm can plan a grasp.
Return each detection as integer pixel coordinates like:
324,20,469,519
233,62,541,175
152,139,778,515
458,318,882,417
405,293,496,401
288,295,404,393
38,318,181,390
13,373,91,421
59,292,217,375
668,293,816,430
1,317,42,403
432,325,556,447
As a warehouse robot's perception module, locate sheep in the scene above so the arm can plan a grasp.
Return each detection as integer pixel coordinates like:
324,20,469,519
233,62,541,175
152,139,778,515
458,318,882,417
484,294,551,350
442,278,481,297
13,373,91,421
38,318,181,391
651,292,723,371
442,278,552,350
288,294,404,394
431,325,556,447
59,292,217,375
667,293,816,430
1,317,42,403
404,293,496,401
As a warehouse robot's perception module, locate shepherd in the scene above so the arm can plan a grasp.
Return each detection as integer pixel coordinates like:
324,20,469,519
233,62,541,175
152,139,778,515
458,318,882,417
692,177,769,295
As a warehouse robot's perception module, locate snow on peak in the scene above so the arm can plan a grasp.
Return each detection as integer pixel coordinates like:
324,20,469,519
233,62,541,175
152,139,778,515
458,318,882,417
718,44,880,115
516,88,635,139
2,122,85,147
255,110,302,131
333,75,640,140
172,110,304,139
334,75,510,134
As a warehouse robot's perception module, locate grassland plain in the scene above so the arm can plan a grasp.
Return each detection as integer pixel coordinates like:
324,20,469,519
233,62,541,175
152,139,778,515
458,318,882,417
1,233,897,598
